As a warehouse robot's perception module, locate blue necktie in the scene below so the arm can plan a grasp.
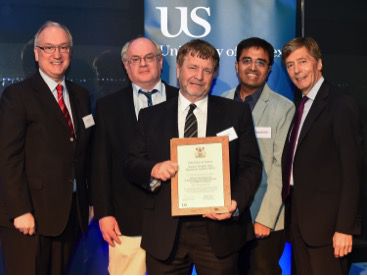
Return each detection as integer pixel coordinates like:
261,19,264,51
138,89,158,107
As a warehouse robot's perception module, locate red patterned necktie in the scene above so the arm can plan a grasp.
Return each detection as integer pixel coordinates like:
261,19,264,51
56,84,75,138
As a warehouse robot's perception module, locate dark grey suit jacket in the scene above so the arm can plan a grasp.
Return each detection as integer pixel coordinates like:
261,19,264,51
91,83,178,235
282,81,363,246
126,95,262,260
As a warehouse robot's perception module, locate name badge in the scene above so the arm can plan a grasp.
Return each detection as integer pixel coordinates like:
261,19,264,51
255,127,271,139
83,114,95,129
216,127,238,142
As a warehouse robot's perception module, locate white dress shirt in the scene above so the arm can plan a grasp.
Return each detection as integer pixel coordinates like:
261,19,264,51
132,80,166,119
177,91,208,138
39,69,75,128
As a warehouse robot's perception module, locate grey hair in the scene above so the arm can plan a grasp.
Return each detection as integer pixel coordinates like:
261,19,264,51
34,21,73,48
121,37,162,61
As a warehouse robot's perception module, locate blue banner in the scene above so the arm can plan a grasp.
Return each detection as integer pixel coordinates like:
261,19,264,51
145,0,296,100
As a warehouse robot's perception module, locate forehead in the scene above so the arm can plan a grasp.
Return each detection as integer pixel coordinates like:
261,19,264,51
183,53,214,68
128,39,156,56
239,46,269,60
37,26,70,44
286,47,314,61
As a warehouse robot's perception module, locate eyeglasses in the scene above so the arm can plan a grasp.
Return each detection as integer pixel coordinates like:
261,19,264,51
36,44,71,54
240,57,268,68
127,53,161,65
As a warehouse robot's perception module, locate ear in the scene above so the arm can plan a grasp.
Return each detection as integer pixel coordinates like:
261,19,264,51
235,62,239,74
34,48,39,62
317,59,323,71
176,64,180,79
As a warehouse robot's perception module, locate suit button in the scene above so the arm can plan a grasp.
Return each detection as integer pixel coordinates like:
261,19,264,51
70,137,74,142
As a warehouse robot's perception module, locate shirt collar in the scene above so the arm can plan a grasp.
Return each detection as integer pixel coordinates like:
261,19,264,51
234,84,263,111
39,69,66,92
304,76,324,101
132,80,163,95
178,91,208,112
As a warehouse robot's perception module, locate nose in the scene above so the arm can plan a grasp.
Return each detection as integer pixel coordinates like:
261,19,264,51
53,47,62,58
140,57,147,66
195,69,204,80
250,61,256,71
294,64,300,74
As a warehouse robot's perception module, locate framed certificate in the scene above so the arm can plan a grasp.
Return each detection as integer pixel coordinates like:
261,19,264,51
170,136,231,216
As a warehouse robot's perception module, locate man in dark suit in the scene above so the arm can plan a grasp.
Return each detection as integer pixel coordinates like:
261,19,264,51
126,39,262,274
0,21,92,274
91,37,178,274
281,37,363,274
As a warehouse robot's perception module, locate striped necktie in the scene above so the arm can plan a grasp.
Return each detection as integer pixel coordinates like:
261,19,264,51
56,84,75,138
184,104,198,138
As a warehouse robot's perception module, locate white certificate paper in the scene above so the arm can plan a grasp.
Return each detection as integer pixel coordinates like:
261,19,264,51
177,143,224,208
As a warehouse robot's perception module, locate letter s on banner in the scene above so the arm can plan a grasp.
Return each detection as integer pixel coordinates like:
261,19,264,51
157,6,211,38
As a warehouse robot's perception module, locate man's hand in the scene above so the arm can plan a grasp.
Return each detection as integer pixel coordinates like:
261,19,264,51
13,212,35,235
99,216,122,247
151,161,178,181
333,232,353,258
203,200,237,221
254,222,271,239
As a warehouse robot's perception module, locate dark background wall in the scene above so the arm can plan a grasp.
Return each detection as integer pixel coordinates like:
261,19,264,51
301,0,367,261
0,0,366,267
0,0,145,106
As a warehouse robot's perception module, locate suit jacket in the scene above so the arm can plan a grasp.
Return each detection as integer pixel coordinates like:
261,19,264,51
282,81,363,246
91,83,178,236
223,84,295,230
126,95,262,260
0,72,91,236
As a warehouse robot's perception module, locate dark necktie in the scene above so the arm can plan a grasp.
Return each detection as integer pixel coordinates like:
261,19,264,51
282,96,309,201
56,84,75,138
184,104,198,138
138,89,158,107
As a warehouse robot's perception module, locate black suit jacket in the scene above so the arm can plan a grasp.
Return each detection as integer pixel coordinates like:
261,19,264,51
282,81,363,246
126,95,262,260
91,83,178,235
0,72,91,236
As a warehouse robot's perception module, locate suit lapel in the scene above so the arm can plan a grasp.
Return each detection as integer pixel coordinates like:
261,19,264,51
31,73,70,130
298,82,329,144
252,85,270,125
165,98,179,138
67,82,81,138
206,96,222,136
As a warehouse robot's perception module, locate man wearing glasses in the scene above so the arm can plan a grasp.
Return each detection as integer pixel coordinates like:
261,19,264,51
222,37,295,274
91,37,178,274
0,21,92,273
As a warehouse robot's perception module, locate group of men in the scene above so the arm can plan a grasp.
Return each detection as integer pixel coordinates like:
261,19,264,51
0,21,363,275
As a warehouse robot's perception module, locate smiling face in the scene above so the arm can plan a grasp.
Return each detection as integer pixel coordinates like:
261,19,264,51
123,38,163,90
285,46,323,95
176,52,215,102
34,26,71,82
236,46,271,93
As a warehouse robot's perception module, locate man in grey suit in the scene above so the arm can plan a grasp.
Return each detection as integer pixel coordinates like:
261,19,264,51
222,37,295,274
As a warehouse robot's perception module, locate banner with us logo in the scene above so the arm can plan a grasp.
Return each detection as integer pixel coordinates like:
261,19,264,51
144,0,297,100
